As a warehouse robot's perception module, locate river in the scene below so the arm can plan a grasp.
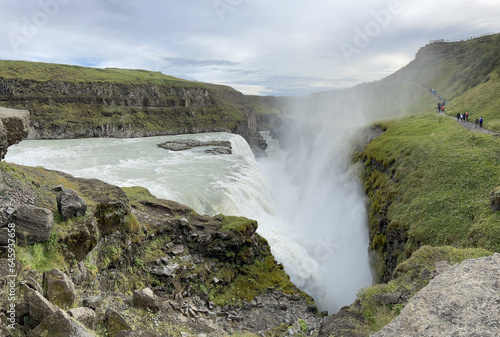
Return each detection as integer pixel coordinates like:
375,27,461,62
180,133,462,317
5,128,373,314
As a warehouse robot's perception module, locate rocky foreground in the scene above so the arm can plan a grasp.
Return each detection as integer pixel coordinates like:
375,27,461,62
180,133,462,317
372,253,500,337
0,108,323,336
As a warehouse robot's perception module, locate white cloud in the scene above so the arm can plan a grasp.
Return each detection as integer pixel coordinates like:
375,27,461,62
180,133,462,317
0,0,499,95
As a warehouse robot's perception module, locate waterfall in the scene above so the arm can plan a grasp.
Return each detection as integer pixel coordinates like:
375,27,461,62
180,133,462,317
255,97,374,313
5,126,373,314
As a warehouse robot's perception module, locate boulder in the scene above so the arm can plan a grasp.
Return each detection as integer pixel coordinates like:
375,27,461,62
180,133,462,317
372,253,500,337
105,308,132,337
95,200,131,235
68,307,96,330
57,188,88,219
117,331,159,337
24,288,59,325
157,139,232,152
371,291,402,304
0,258,21,286
25,276,43,294
0,107,30,160
133,287,159,312
43,269,76,309
8,205,54,245
28,309,95,337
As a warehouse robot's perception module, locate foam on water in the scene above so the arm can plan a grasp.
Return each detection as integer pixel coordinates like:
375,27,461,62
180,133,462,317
5,130,372,313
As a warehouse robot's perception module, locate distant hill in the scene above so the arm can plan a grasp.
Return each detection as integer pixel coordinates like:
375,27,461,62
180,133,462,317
0,60,266,150
318,34,500,336
305,33,500,131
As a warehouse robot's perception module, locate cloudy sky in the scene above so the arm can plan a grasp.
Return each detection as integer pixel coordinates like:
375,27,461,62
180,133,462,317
1,0,500,96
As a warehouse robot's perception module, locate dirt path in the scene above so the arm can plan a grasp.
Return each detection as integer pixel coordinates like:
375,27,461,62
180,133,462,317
442,112,498,135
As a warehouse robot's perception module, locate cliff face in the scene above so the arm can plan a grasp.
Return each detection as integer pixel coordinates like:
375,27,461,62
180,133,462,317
0,107,30,160
0,63,266,150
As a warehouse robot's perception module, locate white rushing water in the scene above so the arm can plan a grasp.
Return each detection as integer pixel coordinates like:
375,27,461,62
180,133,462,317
6,128,372,314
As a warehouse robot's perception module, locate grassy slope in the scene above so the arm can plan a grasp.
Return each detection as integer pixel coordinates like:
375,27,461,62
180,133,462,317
389,33,500,131
337,34,500,336
0,60,251,138
362,113,499,254
0,60,194,86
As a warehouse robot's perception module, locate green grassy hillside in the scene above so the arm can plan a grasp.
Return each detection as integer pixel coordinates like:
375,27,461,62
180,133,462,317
390,33,500,131
0,60,194,86
0,60,270,146
361,113,499,258
320,34,500,336
307,34,500,132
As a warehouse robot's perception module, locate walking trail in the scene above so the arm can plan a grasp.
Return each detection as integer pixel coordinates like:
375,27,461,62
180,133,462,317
422,84,499,136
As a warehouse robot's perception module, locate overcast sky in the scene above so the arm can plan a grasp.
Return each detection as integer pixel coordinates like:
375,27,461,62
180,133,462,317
1,0,500,96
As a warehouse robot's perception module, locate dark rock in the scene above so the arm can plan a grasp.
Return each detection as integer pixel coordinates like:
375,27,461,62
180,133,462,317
6,205,53,245
0,107,30,160
82,295,103,310
43,268,76,310
95,200,131,235
25,276,43,294
24,289,59,325
106,308,132,337
205,146,232,155
68,307,96,330
158,139,232,152
53,185,65,192
372,291,402,304
319,306,366,337
133,287,159,312
420,267,431,281
28,309,93,337
57,188,88,219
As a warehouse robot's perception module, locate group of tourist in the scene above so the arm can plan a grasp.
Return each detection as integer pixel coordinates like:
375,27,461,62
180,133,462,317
434,93,484,128
456,112,483,127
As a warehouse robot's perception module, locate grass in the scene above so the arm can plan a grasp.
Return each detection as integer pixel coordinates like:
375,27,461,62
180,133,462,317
0,60,249,140
358,112,500,279
443,72,500,132
219,214,258,234
209,255,308,306
0,60,194,86
16,239,66,273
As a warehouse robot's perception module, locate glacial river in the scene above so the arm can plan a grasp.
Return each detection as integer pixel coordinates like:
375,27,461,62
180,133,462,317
6,130,372,314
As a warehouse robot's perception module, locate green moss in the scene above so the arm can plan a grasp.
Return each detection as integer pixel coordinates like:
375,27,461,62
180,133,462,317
122,186,157,205
210,255,309,307
361,112,500,257
218,214,258,235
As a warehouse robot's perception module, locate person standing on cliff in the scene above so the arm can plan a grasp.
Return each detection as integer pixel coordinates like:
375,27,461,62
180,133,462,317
457,113,460,121
475,118,479,128
480,117,483,127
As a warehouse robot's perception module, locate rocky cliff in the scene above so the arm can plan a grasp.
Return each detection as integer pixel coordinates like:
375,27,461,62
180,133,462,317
0,61,266,151
0,107,30,160
0,161,322,336
372,253,500,337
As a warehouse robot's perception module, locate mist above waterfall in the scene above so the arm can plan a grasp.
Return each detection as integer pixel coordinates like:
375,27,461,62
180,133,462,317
256,94,375,313
6,101,376,314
